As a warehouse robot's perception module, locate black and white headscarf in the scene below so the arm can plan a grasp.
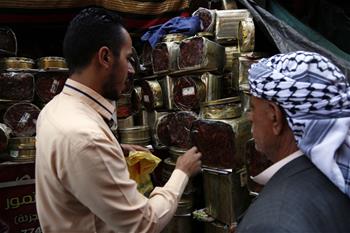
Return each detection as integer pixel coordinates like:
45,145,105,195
249,51,350,198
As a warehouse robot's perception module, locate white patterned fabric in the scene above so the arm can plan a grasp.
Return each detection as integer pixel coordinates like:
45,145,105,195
249,51,350,197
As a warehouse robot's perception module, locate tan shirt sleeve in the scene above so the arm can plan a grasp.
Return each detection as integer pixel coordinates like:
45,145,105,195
60,133,188,233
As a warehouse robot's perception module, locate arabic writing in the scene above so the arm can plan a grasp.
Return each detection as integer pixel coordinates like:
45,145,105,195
5,192,35,210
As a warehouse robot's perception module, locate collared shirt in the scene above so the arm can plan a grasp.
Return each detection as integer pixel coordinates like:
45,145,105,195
252,150,304,185
35,79,189,233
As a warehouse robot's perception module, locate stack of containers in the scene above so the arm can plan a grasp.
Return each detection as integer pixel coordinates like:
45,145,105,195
0,27,68,163
188,7,264,232
119,6,267,233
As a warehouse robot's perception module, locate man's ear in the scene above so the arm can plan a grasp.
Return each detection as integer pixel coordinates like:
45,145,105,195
267,101,285,135
97,46,112,69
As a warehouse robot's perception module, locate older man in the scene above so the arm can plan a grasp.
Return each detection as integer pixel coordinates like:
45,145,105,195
237,51,350,233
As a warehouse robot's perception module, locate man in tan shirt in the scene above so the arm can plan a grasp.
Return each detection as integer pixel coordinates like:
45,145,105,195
35,7,202,233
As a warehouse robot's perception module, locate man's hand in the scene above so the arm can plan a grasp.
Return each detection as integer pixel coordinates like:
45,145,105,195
175,146,202,177
120,144,150,156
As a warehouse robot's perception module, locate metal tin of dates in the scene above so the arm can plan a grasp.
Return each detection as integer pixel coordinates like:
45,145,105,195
121,138,150,147
37,56,68,70
239,52,264,91
141,42,153,67
162,33,187,43
149,111,169,148
0,71,35,102
215,10,251,45
158,76,176,110
131,86,143,113
152,42,179,74
3,103,40,137
117,115,134,129
224,46,240,72
203,168,250,225
7,137,36,162
238,18,255,53
192,7,216,33
178,36,225,74
117,94,133,118
201,97,242,119
215,117,252,167
200,72,223,101
140,80,163,110
173,76,206,111
35,71,68,103
0,123,11,153
0,27,17,56
169,146,186,162
176,196,193,215
118,125,150,141
0,57,35,70
222,72,239,97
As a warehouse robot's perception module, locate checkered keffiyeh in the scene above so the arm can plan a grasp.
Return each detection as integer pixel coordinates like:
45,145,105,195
249,51,350,197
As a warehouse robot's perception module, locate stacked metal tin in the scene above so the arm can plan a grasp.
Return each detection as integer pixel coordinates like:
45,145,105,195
119,5,268,233
0,27,68,162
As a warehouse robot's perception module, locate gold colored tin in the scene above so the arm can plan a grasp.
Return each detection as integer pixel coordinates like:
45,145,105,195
162,33,187,43
203,167,250,225
192,7,216,33
169,146,186,162
178,36,225,74
215,117,252,166
0,57,35,70
201,97,242,119
215,10,251,45
239,52,264,91
238,18,255,53
7,137,36,162
118,125,150,142
200,72,223,101
37,56,67,70
224,46,240,72
117,115,134,129
149,111,169,148
141,80,163,110
152,42,179,74
158,76,176,110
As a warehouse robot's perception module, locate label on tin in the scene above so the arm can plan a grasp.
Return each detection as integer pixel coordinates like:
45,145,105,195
10,150,19,158
50,79,60,94
143,95,150,103
18,113,31,128
182,87,195,96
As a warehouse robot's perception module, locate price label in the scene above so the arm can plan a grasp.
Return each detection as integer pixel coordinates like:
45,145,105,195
143,95,150,103
182,87,195,96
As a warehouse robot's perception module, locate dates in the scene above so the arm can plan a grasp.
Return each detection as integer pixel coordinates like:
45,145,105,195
0,72,34,101
191,119,237,169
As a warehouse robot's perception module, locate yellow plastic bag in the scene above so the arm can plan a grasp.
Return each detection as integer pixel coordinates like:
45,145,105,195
126,151,161,195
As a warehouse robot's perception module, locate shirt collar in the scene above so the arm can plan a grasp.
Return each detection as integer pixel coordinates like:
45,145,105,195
252,150,304,185
62,79,116,121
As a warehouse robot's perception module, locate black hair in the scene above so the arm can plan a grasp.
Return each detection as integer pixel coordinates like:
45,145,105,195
63,7,125,73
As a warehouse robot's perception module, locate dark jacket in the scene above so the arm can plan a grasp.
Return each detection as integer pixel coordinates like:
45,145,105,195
237,156,350,233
